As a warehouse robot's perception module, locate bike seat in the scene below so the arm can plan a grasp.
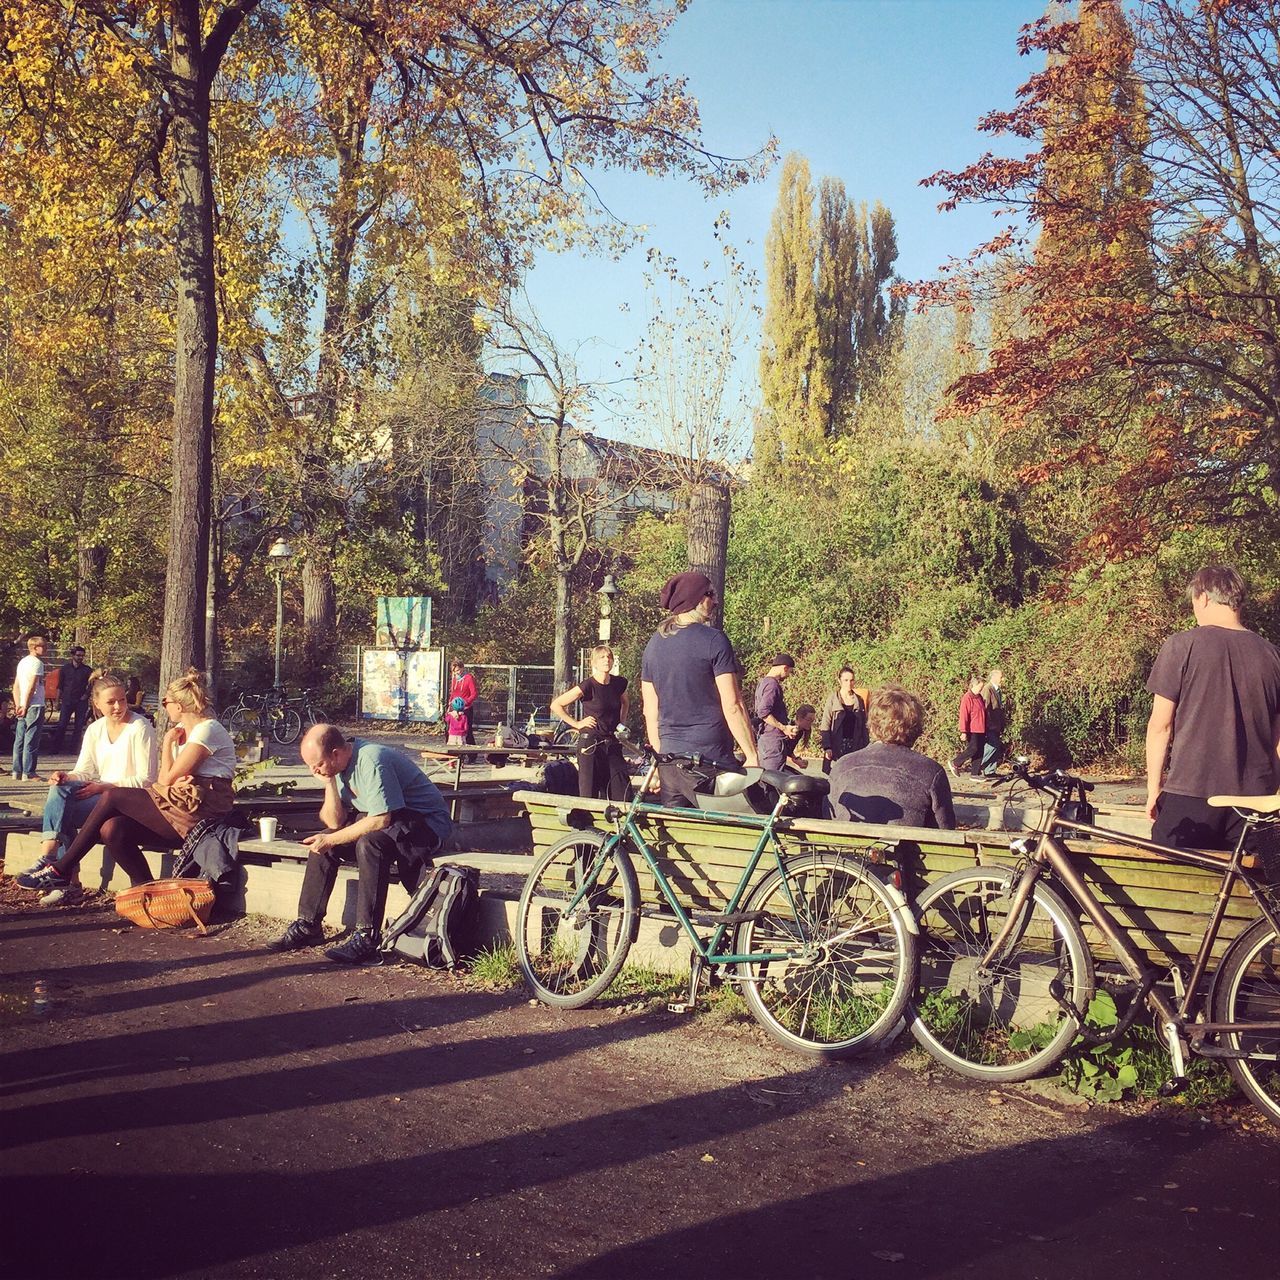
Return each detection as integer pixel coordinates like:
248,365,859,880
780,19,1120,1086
1207,793,1280,813
759,770,830,799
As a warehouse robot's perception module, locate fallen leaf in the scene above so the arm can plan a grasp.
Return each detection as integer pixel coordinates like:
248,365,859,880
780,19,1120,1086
700,1153,715,1163
872,1250,904,1262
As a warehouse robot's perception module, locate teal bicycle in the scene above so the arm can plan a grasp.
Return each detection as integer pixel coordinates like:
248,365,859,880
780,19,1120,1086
514,751,918,1058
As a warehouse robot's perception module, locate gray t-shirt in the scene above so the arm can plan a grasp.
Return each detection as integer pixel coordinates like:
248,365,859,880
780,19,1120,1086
337,739,453,841
827,741,957,830
1146,625,1280,798
640,622,739,761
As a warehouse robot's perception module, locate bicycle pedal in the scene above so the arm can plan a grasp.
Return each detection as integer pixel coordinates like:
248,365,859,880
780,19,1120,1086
666,1001,697,1014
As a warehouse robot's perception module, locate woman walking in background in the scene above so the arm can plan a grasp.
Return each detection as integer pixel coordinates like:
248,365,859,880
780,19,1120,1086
949,675,987,780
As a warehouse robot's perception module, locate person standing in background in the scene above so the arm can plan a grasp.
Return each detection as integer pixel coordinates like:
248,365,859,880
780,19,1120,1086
449,659,478,745
981,667,1006,781
52,646,92,752
754,654,798,772
11,631,48,781
818,667,870,773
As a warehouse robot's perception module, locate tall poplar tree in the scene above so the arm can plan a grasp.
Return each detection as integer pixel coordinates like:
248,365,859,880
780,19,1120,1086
757,153,823,465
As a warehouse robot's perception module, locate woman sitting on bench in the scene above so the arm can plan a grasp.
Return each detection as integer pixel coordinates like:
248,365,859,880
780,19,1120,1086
18,669,237,895
17,674,157,898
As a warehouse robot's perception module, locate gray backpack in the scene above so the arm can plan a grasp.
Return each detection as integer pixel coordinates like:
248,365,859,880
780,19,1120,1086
380,864,480,968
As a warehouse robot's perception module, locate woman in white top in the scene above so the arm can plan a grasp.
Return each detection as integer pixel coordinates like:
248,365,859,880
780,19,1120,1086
22,674,157,878
18,669,238,894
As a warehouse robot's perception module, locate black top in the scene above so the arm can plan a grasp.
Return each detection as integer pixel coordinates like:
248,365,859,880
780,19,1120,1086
827,742,956,830
60,661,92,704
1147,625,1280,797
579,675,628,735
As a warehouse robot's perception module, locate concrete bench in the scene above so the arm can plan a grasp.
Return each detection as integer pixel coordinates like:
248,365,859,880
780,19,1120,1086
515,790,1262,973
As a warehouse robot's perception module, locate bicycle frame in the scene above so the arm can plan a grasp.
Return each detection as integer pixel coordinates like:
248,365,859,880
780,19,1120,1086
991,801,1280,1057
564,756,845,968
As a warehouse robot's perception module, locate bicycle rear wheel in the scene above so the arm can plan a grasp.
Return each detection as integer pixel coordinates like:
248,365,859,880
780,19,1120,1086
516,831,639,1008
1212,917,1280,1125
911,867,1093,1082
734,852,915,1058
272,708,302,745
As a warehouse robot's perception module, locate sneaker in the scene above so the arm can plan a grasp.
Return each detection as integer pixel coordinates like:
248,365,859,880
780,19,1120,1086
325,928,382,965
40,885,78,906
267,918,325,952
16,864,72,892
20,850,57,878
946,759,959,779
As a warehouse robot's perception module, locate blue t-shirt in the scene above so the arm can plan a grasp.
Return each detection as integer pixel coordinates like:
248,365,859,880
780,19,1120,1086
338,739,452,840
640,622,740,761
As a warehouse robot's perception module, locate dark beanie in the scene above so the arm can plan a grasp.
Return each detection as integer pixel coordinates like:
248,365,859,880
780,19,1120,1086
659,571,714,614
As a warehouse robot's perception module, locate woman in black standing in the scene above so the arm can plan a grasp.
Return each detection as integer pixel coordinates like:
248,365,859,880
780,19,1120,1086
818,666,870,773
550,645,631,800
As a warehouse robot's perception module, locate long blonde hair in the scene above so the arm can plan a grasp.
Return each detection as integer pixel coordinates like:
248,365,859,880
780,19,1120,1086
163,668,212,716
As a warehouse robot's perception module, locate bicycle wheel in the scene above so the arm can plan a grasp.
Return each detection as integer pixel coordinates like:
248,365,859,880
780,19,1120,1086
272,707,302,745
911,867,1093,1082
227,706,261,738
734,852,916,1058
1212,917,1280,1124
515,831,639,1008
304,702,328,727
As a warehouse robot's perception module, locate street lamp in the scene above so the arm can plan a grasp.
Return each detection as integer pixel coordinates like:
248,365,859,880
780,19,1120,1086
267,538,294,688
597,573,618,644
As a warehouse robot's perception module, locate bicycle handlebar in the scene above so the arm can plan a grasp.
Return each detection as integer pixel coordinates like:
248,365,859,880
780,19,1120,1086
1011,759,1094,799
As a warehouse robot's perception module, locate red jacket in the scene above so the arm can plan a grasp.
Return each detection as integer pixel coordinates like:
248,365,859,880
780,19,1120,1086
958,690,987,735
450,671,477,709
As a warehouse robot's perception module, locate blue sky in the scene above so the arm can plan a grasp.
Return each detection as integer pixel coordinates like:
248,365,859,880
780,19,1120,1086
518,0,1038,416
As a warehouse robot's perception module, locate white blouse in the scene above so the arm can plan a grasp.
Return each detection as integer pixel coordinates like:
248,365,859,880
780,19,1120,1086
69,713,157,788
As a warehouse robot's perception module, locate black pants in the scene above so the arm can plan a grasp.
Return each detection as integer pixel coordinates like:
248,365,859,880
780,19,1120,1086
577,733,630,800
52,697,89,751
1152,792,1246,853
656,758,729,808
951,733,984,777
297,810,444,932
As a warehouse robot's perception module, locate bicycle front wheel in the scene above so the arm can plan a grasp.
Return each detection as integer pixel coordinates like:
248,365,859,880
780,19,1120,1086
734,852,916,1058
516,831,639,1008
227,706,261,738
911,867,1093,1082
272,708,302,745
1212,917,1280,1125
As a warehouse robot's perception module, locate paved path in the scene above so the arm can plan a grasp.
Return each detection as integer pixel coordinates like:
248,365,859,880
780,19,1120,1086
0,894,1273,1280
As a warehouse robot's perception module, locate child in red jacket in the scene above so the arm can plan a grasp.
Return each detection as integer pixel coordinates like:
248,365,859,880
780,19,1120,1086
949,676,987,780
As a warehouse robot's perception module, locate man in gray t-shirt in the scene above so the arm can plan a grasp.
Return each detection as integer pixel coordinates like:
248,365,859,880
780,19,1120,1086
1145,565,1280,850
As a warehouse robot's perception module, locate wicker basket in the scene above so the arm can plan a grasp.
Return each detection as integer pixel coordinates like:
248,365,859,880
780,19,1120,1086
115,878,215,933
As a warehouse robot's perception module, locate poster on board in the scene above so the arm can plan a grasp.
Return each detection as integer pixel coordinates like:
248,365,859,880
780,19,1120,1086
375,596,431,650
360,648,443,722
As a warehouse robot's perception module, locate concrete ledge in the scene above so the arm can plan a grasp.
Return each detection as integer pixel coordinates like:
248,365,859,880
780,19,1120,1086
2,831,697,973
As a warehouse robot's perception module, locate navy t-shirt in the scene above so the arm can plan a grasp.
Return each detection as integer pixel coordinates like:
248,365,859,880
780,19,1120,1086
641,622,740,761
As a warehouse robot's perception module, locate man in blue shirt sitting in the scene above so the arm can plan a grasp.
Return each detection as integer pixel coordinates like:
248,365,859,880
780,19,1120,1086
269,724,453,963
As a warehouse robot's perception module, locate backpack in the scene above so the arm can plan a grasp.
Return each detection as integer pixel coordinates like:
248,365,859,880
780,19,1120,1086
380,863,480,969
540,758,579,795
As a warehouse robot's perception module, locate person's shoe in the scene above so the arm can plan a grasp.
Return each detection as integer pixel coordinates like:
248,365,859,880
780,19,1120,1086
267,918,325,952
26,773,43,783
324,928,382,965
946,759,959,779
40,884,78,906
20,850,57,878
15,864,72,892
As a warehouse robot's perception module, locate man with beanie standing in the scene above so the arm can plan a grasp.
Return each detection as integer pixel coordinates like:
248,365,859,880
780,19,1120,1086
754,654,798,772
640,571,758,807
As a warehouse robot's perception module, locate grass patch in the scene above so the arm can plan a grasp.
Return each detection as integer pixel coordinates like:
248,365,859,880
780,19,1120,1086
606,964,686,1004
468,942,522,990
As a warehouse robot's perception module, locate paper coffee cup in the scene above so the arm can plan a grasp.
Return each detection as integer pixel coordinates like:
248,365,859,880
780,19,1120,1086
258,816,278,842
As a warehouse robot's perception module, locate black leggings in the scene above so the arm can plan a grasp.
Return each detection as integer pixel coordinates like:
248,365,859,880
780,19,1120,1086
54,785,181,886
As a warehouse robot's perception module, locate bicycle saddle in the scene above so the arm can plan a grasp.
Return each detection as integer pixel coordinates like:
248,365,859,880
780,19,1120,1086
1207,793,1280,813
759,770,830,799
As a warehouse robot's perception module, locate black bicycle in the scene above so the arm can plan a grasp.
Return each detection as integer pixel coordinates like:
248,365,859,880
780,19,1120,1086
911,759,1280,1124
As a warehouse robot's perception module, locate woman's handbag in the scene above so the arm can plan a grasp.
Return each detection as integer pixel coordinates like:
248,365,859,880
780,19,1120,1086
115,878,216,933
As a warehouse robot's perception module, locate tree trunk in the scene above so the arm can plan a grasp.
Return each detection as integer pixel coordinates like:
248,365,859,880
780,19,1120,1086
205,529,220,704
303,554,338,673
687,482,731,602
553,559,573,695
75,543,107,646
159,10,216,689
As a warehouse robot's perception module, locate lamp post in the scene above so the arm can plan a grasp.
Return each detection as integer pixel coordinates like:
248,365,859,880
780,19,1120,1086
267,538,294,688
597,573,618,644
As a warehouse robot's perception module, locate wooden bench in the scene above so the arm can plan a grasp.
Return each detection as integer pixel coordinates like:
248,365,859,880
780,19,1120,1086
515,791,1264,971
